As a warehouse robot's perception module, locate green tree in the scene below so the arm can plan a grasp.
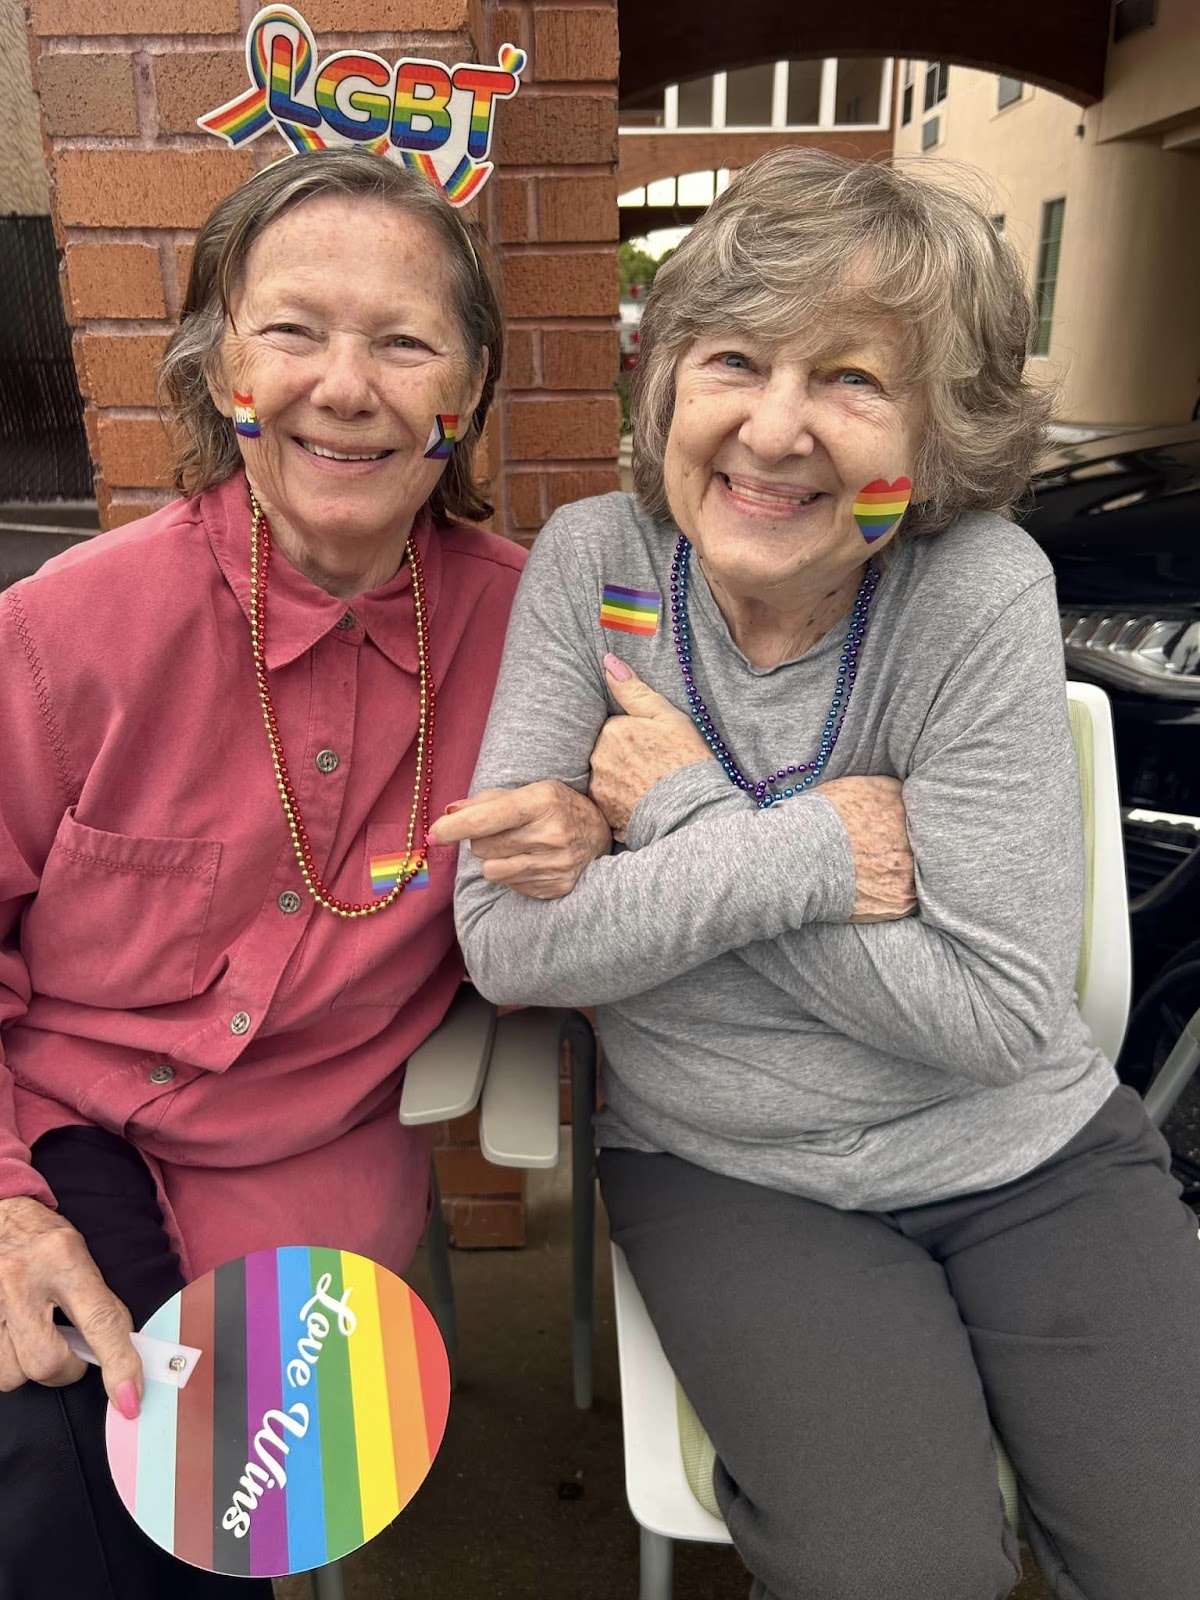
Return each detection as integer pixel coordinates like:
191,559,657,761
618,240,660,297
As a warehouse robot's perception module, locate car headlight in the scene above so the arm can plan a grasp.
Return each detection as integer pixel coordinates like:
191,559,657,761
1059,611,1200,700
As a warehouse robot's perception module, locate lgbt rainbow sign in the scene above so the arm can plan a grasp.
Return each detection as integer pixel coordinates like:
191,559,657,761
198,4,525,206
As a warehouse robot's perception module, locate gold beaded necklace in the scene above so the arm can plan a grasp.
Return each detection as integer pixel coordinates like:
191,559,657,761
248,492,435,918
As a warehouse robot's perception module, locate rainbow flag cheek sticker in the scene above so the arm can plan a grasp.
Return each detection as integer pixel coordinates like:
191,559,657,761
233,392,261,439
424,415,458,460
600,583,661,637
369,852,429,896
853,477,912,543
106,1247,450,1578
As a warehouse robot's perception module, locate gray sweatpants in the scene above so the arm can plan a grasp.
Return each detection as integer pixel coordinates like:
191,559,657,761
599,1087,1200,1600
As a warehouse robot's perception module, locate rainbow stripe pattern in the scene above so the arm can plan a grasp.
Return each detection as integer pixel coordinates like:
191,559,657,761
852,477,912,543
105,1247,450,1578
423,415,458,460
233,392,260,438
199,8,316,148
600,583,661,637
369,851,429,895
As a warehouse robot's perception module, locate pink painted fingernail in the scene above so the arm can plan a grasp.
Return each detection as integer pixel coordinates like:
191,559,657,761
444,801,466,814
604,652,632,682
115,1381,140,1420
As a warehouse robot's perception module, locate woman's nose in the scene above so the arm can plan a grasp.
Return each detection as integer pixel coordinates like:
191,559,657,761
309,336,375,415
739,375,816,462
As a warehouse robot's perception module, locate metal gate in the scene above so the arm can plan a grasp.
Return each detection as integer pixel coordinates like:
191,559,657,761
0,213,93,501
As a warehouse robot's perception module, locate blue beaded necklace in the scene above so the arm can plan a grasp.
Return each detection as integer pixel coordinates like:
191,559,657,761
669,534,879,809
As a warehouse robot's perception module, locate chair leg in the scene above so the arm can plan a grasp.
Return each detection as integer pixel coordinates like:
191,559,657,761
311,1559,347,1600
639,1527,674,1600
566,1011,597,1410
425,1163,459,1389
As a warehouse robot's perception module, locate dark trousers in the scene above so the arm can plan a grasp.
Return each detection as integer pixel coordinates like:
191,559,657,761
600,1086,1200,1600
0,1127,274,1600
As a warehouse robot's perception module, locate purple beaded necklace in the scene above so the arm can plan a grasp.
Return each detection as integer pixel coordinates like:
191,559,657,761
669,535,879,809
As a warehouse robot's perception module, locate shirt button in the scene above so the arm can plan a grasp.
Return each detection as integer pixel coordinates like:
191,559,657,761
278,890,303,914
335,610,355,631
230,1011,252,1035
315,749,339,774
149,1063,175,1085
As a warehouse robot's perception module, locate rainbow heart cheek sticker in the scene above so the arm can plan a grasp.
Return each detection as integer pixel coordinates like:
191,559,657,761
424,415,458,460
106,1246,450,1578
853,477,912,543
233,392,261,438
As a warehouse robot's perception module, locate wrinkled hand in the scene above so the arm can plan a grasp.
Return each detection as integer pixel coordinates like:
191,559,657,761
589,654,714,841
0,1196,142,1415
428,779,611,899
818,775,917,923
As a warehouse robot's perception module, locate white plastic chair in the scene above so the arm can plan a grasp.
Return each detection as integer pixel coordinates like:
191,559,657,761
481,681,1190,1600
311,985,504,1600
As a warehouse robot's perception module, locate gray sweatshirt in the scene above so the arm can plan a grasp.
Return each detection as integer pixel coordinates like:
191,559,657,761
454,492,1117,1209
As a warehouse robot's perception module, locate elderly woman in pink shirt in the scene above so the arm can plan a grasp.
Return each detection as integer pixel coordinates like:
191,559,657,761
0,150,605,1600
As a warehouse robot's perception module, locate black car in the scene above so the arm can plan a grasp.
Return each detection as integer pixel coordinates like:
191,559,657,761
1020,423,1200,1161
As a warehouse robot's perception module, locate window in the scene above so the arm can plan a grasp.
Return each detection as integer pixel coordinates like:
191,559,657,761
1033,198,1066,356
786,59,822,125
901,60,915,126
997,76,1023,109
921,116,940,151
676,75,713,128
923,61,949,112
834,58,884,125
1113,0,1157,42
725,62,775,128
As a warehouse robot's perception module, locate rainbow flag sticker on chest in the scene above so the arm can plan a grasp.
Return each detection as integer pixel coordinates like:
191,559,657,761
600,583,661,637
105,1247,450,1578
369,851,430,897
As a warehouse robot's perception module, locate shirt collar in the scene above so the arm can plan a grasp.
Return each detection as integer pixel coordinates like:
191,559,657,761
202,472,444,673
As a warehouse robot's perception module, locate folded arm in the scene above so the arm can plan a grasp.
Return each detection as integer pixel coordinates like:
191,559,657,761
444,514,858,1007
627,577,1086,1086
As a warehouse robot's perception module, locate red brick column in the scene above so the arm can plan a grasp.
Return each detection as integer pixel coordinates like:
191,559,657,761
25,0,620,1246
475,0,621,542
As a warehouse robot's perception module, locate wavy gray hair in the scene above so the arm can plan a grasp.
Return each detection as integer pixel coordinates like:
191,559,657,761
159,149,503,523
632,148,1053,537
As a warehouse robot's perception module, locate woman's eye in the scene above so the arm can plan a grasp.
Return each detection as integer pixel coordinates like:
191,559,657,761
716,351,752,371
265,324,310,340
387,335,427,352
834,369,875,388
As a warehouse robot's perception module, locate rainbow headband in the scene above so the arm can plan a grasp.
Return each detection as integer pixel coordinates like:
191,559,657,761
198,5,525,206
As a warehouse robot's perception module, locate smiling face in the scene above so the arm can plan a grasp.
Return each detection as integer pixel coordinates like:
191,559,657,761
208,193,485,587
663,323,920,608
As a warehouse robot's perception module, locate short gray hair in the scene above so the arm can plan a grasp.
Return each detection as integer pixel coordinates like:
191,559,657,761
632,148,1053,537
160,149,503,523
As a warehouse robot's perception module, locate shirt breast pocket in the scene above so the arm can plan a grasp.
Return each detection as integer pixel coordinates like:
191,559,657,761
330,828,458,1009
23,809,221,1009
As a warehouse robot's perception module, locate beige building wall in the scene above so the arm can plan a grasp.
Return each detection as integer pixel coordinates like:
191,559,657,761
1096,0,1200,145
0,0,50,213
894,61,1200,428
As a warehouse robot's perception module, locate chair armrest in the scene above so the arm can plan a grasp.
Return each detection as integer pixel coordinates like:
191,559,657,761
479,1008,564,1170
398,986,497,1125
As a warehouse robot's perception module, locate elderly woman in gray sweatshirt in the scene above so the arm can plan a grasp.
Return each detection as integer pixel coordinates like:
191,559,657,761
431,150,1200,1600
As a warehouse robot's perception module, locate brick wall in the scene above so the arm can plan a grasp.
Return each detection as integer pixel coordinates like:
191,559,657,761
24,0,620,1245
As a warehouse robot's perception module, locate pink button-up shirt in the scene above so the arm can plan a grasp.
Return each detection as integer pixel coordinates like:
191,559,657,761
0,472,524,1279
